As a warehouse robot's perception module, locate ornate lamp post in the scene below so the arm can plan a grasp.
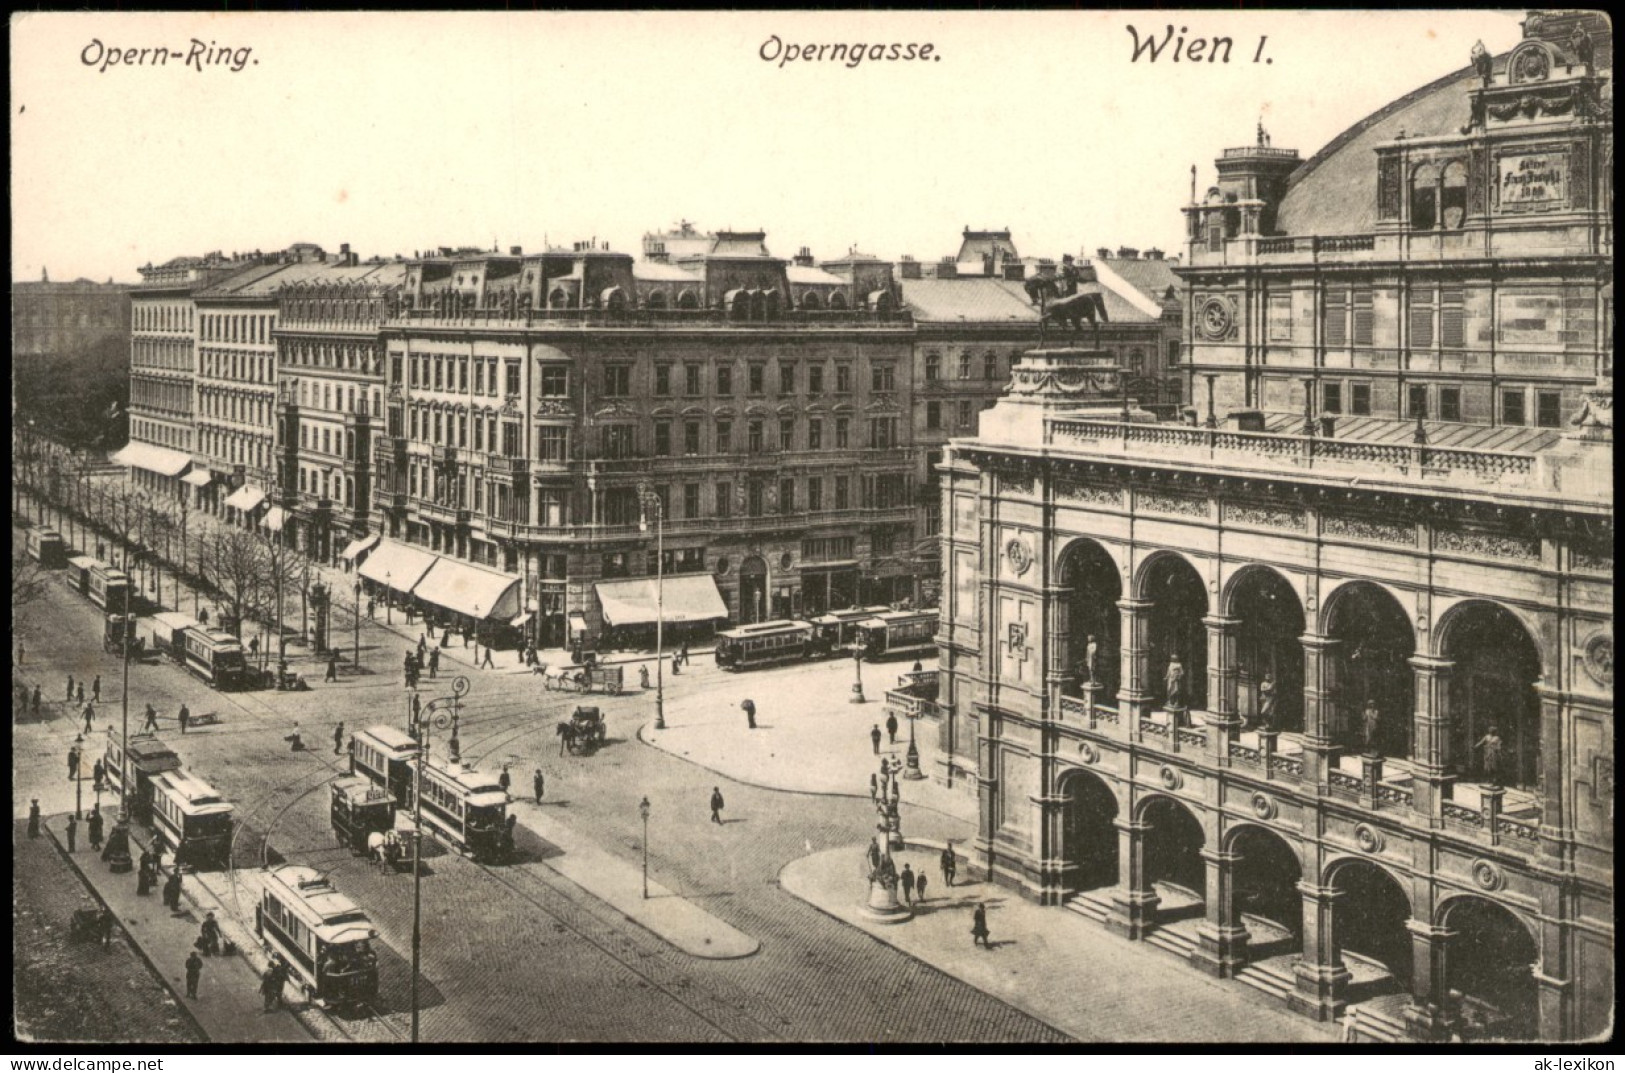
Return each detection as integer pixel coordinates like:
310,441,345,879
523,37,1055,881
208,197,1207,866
903,706,926,780
354,579,362,665
409,674,470,1044
639,796,651,899
637,483,667,731
850,646,866,704
385,571,394,625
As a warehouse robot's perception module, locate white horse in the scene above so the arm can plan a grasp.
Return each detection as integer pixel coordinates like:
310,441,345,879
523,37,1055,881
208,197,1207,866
366,830,400,873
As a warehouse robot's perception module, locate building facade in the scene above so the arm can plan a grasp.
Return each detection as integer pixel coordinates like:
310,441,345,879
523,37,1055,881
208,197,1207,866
909,13,1613,1043
12,273,132,449
373,242,919,648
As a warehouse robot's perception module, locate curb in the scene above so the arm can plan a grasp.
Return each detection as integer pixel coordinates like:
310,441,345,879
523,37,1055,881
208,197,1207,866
41,816,212,1045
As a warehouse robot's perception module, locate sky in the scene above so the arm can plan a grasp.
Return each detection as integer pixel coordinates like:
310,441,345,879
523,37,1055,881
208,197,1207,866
11,10,1526,284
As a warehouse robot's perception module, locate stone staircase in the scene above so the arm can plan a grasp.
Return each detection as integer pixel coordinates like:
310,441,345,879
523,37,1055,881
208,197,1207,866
1145,917,1200,959
1340,993,1411,1043
1235,954,1298,1005
1063,888,1113,924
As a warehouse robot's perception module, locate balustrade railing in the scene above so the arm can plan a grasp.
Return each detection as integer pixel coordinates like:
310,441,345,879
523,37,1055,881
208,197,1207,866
1442,801,1485,828
1374,782,1414,807
1175,727,1207,748
1329,770,1366,796
1230,743,1262,764
1268,754,1304,778
1140,718,1169,738
1496,815,1540,844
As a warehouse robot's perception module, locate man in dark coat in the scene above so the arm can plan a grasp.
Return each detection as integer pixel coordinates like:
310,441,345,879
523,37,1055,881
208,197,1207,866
76,683,85,705
972,903,990,948
325,655,339,682
870,724,883,755
199,912,222,956
498,765,512,797
92,675,102,702
68,743,82,782
163,869,183,911
184,951,203,999
885,712,899,744
900,863,916,904
87,807,104,850
27,799,41,839
941,846,957,888
709,787,725,825
481,646,495,670
143,704,160,733
179,704,191,734
428,648,440,679
334,722,346,755
98,907,116,951
65,814,78,852
67,674,75,701
533,769,546,804
741,699,756,730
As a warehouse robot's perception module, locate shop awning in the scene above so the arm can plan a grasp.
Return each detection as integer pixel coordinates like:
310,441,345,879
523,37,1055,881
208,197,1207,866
110,442,192,478
568,612,589,635
340,534,381,562
223,485,266,512
262,507,287,532
594,575,729,627
181,470,213,488
357,539,438,592
413,558,520,620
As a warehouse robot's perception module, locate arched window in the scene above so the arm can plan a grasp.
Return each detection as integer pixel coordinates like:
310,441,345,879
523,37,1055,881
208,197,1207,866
1411,163,1440,231
1441,161,1468,229
646,290,667,310
676,289,700,310
800,290,823,311
828,292,849,310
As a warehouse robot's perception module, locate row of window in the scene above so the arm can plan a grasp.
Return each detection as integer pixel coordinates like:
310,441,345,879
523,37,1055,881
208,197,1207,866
131,420,188,453
200,349,274,385
1314,380,1565,427
292,379,380,417
198,428,269,472
281,339,381,375
1270,287,1469,349
608,361,880,399
130,337,192,372
923,400,986,433
601,547,710,579
924,351,1014,382
298,465,351,508
197,388,274,429
130,378,190,417
199,312,273,345
406,406,526,457
403,353,528,398
298,422,357,461
607,415,896,459
133,303,192,333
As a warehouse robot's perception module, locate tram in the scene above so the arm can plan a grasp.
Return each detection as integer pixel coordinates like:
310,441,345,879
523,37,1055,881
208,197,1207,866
26,527,67,568
149,769,235,869
141,612,198,664
87,563,132,613
67,555,100,596
809,606,892,655
182,627,251,690
350,725,420,808
255,865,380,1009
413,754,507,863
714,620,816,671
103,613,141,656
103,730,182,824
853,609,939,661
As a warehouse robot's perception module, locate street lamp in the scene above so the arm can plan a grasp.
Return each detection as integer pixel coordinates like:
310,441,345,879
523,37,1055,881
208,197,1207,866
74,734,85,820
639,797,651,899
385,571,394,625
636,483,666,731
409,675,469,1045
850,645,866,704
353,579,362,665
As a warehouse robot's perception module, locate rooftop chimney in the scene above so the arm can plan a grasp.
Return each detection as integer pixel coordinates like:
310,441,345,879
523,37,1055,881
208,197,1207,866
1097,247,1112,260
899,257,922,280
1145,248,1164,260
1002,262,1026,282
510,245,523,256
937,257,958,280
1117,246,1139,260
794,246,815,267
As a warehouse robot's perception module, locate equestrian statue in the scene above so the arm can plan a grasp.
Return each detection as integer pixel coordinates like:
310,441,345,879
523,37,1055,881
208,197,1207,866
1024,254,1109,346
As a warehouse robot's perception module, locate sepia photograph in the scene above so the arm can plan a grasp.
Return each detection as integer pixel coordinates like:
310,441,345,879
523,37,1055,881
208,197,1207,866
9,9,1613,1051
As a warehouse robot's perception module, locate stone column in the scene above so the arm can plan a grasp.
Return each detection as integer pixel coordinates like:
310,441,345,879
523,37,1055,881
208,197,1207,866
1534,682,1570,864
1409,655,1454,825
1107,815,1159,940
1289,881,1350,1021
1299,634,1342,794
1193,847,1248,977
1533,967,1573,1043
1118,598,1155,740
1046,583,1073,719
1204,614,1241,766
1403,919,1457,1041
1032,791,1069,906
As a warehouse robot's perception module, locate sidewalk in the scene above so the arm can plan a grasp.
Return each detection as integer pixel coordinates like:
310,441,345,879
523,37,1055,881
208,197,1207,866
513,799,759,959
638,657,979,826
780,844,1335,1044
43,814,315,1044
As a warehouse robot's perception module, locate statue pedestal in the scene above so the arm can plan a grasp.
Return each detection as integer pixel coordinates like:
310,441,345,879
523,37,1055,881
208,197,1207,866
860,880,914,924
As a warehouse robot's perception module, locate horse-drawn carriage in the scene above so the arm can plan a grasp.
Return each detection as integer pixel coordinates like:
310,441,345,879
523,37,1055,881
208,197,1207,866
331,775,416,871
556,706,608,755
540,664,624,695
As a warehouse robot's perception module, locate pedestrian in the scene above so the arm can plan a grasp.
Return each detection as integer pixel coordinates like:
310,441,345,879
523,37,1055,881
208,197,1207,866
418,634,427,660
325,654,338,682
67,674,75,702
98,907,116,951
92,675,101,702
900,863,916,904
27,799,41,839
249,636,260,659
184,951,203,999
66,814,78,852
481,646,495,670
940,846,956,887
179,705,190,735
741,698,757,730
333,722,346,755
870,724,883,755
671,654,681,677
260,965,282,1012
31,685,41,718
143,704,160,733
136,857,153,896
93,759,106,792
709,786,725,825
912,659,923,673
428,648,440,679
916,871,929,903
869,773,878,801
17,641,23,665
83,702,96,735
88,808,104,850
972,903,990,948
199,912,222,956
679,641,689,666
68,743,82,782
410,692,422,726
76,683,85,705
367,598,376,620
639,665,650,690
885,712,899,745
163,869,182,912
498,765,512,798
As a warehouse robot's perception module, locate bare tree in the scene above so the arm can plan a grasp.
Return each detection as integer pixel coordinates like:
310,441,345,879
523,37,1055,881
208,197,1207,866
256,524,307,662
12,547,50,634
211,526,270,639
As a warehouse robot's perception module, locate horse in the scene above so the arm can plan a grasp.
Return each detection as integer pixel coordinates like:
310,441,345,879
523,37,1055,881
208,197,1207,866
1043,291,1110,337
366,830,398,874
556,721,578,756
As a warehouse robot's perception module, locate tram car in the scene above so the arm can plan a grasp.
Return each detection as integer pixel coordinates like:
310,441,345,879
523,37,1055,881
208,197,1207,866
809,606,892,655
182,626,251,691
413,754,507,863
149,769,235,869
103,613,144,657
714,620,817,671
103,730,182,824
853,609,939,661
350,725,421,808
329,776,396,856
255,865,380,1009
26,526,67,568
87,563,132,613
67,555,100,596
140,612,198,665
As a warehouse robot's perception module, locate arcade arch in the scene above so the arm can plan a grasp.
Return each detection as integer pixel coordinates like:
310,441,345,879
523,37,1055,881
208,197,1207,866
1140,795,1206,912
1227,566,1305,732
1228,825,1303,948
1058,768,1118,895
1325,582,1416,759
1060,539,1121,705
1325,858,1413,993
1439,896,1539,1041
1439,602,1543,791
1140,554,1208,712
